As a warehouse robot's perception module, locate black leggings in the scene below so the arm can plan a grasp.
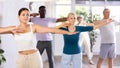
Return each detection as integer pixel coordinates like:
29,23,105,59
37,41,54,68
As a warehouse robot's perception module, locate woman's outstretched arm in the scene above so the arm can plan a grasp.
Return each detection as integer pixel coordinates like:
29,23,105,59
33,24,77,35
0,26,16,34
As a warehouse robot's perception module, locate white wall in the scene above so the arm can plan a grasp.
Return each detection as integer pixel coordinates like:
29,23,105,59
1,1,29,68
0,2,3,26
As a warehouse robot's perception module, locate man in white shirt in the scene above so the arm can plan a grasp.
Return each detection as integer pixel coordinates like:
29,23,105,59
97,8,118,68
30,6,67,68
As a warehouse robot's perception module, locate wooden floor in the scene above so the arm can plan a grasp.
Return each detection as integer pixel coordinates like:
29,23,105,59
43,55,120,68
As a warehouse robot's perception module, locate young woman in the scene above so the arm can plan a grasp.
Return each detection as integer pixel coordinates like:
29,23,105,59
0,8,76,68
57,12,112,68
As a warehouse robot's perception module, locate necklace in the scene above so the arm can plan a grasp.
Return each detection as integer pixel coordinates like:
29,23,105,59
68,25,75,32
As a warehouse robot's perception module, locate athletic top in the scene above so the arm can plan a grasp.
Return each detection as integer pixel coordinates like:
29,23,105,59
60,26,93,54
14,23,37,51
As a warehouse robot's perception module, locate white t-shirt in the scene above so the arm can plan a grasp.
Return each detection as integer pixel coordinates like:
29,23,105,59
31,17,56,41
100,19,119,44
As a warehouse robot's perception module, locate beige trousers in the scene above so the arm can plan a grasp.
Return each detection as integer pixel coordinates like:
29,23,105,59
16,51,43,68
80,32,93,60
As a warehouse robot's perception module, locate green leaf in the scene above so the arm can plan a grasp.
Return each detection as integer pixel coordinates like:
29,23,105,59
2,56,6,62
0,53,6,65
1,55,6,62
0,49,4,54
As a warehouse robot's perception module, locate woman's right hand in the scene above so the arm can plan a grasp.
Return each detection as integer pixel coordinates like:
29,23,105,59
11,27,25,34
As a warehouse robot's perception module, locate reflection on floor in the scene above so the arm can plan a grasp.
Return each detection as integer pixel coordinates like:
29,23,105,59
43,55,120,68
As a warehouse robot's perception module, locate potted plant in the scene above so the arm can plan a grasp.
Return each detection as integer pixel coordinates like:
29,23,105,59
0,49,6,65
87,13,101,52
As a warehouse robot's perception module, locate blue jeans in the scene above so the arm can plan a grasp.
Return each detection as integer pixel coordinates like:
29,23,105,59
61,53,82,68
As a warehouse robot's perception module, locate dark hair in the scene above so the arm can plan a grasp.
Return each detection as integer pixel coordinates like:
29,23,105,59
18,8,29,16
39,6,46,10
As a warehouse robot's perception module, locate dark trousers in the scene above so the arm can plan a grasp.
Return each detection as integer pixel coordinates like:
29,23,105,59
37,41,54,68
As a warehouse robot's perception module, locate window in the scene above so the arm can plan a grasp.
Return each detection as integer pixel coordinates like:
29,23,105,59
55,0,120,32
56,5,71,18
75,6,89,21
55,0,71,18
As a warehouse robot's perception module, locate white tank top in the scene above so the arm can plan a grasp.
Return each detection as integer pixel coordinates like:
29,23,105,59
14,24,37,51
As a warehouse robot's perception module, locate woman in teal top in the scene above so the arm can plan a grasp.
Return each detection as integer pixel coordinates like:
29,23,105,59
61,26,93,55
57,12,112,68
